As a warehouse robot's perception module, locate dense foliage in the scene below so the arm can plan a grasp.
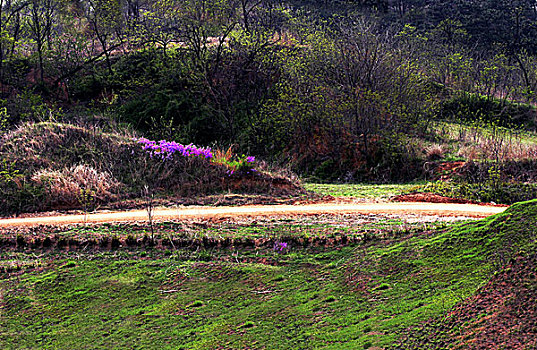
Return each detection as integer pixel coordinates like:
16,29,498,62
0,0,536,181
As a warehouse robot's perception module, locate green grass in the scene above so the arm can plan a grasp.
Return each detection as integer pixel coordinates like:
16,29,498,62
432,120,537,144
304,183,421,199
1,201,536,349
1,246,465,349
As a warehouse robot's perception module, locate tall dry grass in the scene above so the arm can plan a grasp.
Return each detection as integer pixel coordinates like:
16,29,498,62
433,122,537,161
30,165,122,208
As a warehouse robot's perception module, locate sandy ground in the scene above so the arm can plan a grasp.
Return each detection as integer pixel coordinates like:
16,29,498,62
0,202,507,228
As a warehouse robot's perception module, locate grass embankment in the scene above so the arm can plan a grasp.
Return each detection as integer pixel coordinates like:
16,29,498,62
304,183,419,200
407,120,537,205
1,202,536,349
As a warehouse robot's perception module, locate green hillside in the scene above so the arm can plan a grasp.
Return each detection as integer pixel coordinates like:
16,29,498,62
1,201,535,348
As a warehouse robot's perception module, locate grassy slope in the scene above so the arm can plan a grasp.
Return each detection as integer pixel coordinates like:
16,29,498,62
1,201,536,349
304,183,420,199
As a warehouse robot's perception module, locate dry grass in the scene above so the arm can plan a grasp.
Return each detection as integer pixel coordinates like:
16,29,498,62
432,121,537,161
31,165,122,208
454,137,537,162
0,121,137,174
425,144,446,160
456,145,479,161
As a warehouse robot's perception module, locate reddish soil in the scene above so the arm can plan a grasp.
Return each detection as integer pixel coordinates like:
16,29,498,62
403,255,537,349
436,161,466,181
393,192,474,204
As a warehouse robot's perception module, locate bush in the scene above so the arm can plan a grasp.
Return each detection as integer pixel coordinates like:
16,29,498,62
409,180,537,204
120,88,214,143
0,159,45,214
440,93,536,130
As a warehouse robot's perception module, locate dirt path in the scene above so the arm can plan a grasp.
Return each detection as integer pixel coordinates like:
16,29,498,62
0,202,506,228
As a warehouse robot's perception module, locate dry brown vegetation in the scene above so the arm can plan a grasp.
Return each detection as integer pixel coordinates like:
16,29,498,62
0,122,305,215
433,122,537,162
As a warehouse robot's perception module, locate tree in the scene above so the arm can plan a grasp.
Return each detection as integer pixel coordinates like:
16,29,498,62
25,0,58,84
85,0,124,74
138,0,180,59
0,0,28,88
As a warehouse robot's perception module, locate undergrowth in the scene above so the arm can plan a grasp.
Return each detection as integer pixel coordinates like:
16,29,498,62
408,180,537,204
0,122,303,215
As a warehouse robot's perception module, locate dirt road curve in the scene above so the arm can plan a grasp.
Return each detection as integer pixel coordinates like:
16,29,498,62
0,202,507,228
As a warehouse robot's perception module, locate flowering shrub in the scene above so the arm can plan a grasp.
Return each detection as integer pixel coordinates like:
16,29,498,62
137,137,255,174
137,138,213,160
218,154,256,175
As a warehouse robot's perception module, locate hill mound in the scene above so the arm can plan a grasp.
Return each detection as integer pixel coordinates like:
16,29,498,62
0,122,304,215
399,200,537,349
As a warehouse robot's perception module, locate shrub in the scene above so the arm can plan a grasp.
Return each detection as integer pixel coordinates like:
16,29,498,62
425,144,446,161
0,159,45,215
120,88,213,143
440,93,536,130
137,138,213,160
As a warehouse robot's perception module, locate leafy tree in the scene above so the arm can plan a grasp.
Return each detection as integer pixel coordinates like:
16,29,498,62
137,0,180,59
25,0,58,84
0,0,28,87
85,0,124,74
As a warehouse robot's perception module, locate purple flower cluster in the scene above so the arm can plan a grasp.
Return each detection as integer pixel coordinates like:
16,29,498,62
274,242,288,252
138,138,213,160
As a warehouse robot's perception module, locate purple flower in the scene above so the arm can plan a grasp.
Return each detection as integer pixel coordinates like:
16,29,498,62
138,138,213,160
246,156,255,163
274,242,288,252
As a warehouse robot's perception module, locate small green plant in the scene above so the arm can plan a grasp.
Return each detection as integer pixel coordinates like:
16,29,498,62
0,107,9,133
78,188,96,224
142,185,155,243
0,160,20,183
485,164,502,190
238,321,255,329
188,300,204,308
